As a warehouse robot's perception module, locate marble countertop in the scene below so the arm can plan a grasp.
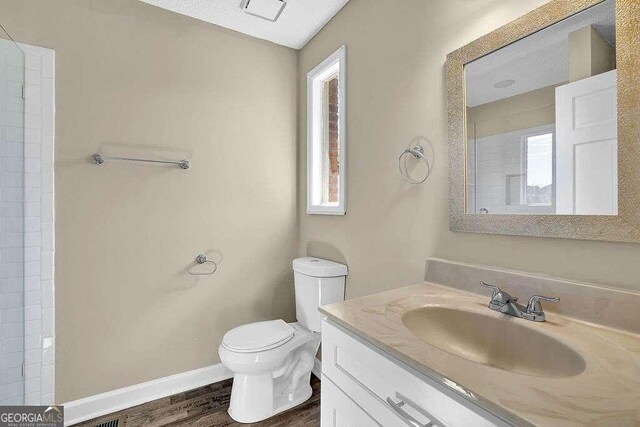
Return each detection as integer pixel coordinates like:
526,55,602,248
319,282,640,426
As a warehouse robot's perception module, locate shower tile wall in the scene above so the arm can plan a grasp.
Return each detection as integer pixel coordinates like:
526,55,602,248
0,40,54,406
22,43,55,406
0,40,26,406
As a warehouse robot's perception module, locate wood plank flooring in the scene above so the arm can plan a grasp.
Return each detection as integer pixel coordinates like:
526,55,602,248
73,376,321,427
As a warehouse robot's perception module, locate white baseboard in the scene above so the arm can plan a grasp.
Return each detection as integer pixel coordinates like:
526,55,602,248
63,363,232,426
312,357,322,379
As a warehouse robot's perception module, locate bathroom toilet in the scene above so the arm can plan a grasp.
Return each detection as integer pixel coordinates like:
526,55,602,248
219,257,347,423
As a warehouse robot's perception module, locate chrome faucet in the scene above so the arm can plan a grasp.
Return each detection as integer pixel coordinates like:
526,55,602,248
480,282,559,322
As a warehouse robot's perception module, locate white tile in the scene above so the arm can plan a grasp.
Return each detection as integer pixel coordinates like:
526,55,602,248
1,248,23,263
24,53,42,71
24,143,41,159
24,260,40,277
24,363,42,379
42,193,53,221
0,322,23,340
25,112,42,129
24,187,41,202
24,290,41,307
25,334,41,351
0,142,23,158
2,336,24,354
0,292,21,309
3,126,23,143
24,173,42,189
41,53,54,79
24,232,41,247
24,84,41,102
41,393,54,406
24,276,40,292
0,219,23,233
25,246,41,262
25,392,41,405
24,202,41,218
41,308,53,337
24,127,41,144
2,111,23,128
41,140,54,164
1,366,23,385
1,262,23,279
24,348,42,364
1,157,24,172
0,202,22,218
25,376,40,394
0,172,23,188
41,281,53,309
24,100,42,117
25,68,41,86
0,187,24,202
24,158,41,174
1,351,23,369
41,348,54,368
41,223,54,251
41,251,53,280
25,304,42,321
41,77,54,114
24,217,41,232
1,277,23,293
0,232,22,249
0,307,23,323
41,164,53,194
25,318,41,336
42,107,54,137
2,396,24,405
41,365,54,395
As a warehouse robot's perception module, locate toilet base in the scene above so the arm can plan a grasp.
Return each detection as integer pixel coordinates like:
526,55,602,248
225,328,321,424
228,377,313,424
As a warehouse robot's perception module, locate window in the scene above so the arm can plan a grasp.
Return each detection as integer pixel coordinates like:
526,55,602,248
307,46,346,215
525,132,554,206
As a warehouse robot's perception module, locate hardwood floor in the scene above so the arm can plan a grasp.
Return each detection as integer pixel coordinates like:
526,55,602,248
73,376,321,427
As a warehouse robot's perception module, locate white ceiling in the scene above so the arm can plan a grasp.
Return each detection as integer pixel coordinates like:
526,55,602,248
466,0,615,107
139,0,349,49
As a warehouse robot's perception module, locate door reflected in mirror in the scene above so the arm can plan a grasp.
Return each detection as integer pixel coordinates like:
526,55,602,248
465,0,617,215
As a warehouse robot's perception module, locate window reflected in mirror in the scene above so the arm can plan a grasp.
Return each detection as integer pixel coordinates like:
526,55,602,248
465,0,617,215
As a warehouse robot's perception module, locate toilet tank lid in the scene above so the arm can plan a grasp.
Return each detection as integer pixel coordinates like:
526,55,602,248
293,257,348,278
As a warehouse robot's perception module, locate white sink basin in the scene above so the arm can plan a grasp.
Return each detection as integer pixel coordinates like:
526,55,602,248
402,307,586,378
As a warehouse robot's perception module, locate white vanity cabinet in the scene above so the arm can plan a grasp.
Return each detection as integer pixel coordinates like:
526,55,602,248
321,319,509,427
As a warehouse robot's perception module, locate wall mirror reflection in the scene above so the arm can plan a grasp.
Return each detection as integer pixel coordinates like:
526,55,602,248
465,0,616,215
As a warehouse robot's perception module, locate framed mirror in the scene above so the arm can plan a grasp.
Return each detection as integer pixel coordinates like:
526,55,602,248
446,0,640,242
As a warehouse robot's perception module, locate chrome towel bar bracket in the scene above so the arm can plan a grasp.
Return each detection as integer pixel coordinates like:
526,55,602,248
188,254,217,276
91,153,190,169
398,144,431,184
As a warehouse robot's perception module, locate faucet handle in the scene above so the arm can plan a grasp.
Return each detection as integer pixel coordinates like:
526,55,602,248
526,295,560,314
480,281,517,300
479,281,501,298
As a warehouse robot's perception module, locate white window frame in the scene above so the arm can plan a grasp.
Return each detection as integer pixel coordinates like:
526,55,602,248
307,45,347,215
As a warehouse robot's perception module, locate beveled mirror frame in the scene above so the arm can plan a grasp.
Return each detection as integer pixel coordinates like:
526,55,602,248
446,0,640,243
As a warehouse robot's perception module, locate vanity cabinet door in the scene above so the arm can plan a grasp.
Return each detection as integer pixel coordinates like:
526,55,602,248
322,319,507,427
321,374,380,427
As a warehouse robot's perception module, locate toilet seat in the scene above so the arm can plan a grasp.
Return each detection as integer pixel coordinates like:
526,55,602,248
222,319,295,353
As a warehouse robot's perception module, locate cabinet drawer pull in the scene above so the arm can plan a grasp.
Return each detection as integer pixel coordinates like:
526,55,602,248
386,392,444,427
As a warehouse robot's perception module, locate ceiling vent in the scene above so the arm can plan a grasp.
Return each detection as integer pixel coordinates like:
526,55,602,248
240,0,287,22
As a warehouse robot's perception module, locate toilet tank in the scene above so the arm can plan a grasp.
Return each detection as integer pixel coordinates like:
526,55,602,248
293,257,347,332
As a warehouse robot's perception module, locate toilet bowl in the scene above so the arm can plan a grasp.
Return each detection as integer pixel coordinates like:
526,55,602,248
219,257,347,423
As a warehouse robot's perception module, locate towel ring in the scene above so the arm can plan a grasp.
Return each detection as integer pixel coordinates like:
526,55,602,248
398,145,430,184
188,254,218,276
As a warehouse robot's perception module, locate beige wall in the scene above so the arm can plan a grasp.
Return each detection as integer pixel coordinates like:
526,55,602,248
298,0,640,301
467,84,558,140
0,0,298,402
